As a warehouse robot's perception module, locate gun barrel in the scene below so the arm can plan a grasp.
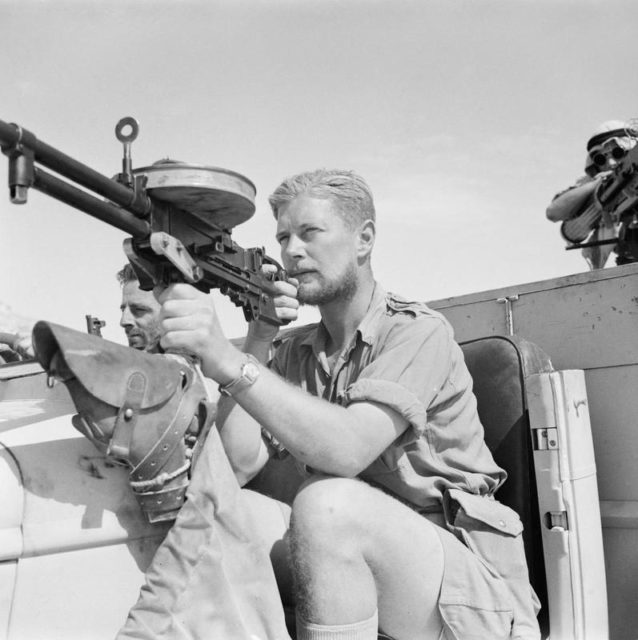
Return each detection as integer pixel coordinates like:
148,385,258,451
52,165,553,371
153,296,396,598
34,166,151,237
0,119,151,217
1,115,288,323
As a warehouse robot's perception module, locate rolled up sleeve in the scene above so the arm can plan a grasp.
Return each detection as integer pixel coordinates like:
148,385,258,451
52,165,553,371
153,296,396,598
342,315,453,441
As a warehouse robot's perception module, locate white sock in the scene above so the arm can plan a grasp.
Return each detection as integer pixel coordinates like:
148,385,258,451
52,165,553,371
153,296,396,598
296,610,378,640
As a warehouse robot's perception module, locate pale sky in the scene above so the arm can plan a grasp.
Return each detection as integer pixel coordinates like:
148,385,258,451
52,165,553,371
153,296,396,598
1,0,637,344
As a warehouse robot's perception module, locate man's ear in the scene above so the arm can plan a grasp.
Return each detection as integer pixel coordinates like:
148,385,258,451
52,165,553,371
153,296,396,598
357,219,376,260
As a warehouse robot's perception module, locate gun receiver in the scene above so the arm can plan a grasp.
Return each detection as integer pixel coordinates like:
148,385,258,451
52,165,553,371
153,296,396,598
596,145,638,218
0,117,287,326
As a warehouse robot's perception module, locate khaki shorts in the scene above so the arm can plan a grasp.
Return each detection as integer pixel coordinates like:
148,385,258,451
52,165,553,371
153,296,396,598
426,514,516,640
368,482,539,639
422,491,540,640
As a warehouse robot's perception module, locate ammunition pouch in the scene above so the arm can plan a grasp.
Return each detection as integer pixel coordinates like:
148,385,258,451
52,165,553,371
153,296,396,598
32,321,215,523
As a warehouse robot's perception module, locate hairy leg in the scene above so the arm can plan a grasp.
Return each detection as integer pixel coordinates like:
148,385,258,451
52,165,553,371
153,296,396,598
241,488,295,606
289,476,445,639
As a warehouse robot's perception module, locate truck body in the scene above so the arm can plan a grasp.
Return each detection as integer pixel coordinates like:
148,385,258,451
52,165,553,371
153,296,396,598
429,261,638,639
0,262,636,639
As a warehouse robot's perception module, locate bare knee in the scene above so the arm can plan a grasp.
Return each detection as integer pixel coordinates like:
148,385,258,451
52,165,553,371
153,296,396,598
288,476,446,634
289,476,377,619
292,476,363,534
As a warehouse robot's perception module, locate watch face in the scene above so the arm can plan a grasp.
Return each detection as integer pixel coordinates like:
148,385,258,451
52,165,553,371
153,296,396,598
244,361,260,382
219,356,260,396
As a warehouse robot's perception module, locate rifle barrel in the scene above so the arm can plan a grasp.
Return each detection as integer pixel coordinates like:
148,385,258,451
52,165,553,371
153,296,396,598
34,167,151,237
0,119,151,217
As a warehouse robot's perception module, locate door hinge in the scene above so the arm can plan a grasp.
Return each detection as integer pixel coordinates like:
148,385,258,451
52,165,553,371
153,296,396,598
533,427,559,450
545,510,569,531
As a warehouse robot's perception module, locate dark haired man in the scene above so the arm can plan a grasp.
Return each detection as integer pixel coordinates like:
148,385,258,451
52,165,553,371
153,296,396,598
117,263,162,353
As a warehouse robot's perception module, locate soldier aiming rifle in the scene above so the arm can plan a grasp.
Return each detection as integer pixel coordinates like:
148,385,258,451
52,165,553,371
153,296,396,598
546,119,638,269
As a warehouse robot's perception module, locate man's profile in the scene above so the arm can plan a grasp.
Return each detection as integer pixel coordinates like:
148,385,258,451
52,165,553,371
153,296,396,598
116,263,162,352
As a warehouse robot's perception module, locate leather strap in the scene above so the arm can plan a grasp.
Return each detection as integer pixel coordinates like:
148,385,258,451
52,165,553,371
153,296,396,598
108,370,147,461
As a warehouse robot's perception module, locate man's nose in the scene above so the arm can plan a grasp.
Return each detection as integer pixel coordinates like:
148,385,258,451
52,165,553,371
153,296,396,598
120,307,133,327
282,235,305,260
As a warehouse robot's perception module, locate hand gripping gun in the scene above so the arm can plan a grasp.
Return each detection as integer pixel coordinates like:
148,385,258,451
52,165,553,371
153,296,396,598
0,116,287,325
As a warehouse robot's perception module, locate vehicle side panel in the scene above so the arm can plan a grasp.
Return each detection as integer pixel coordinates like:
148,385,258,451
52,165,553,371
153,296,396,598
0,364,169,639
429,262,638,640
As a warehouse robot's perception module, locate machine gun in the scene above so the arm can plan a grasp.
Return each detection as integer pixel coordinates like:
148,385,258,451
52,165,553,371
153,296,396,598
561,143,638,264
0,116,287,325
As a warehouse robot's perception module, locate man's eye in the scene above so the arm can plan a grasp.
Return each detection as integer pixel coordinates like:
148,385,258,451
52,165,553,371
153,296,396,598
277,235,289,245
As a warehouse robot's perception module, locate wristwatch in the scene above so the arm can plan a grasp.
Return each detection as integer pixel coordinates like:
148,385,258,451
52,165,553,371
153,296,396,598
218,354,260,397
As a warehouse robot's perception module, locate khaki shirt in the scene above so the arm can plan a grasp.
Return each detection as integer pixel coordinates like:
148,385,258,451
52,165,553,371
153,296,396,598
270,283,506,510
270,284,540,638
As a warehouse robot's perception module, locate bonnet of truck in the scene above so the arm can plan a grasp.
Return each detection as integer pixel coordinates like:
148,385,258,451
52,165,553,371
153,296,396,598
0,361,169,639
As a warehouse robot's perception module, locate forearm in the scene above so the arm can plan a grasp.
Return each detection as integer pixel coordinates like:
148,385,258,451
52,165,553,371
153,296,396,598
217,398,270,485
215,363,357,478
243,318,280,363
214,323,279,482
223,363,384,477
546,178,599,222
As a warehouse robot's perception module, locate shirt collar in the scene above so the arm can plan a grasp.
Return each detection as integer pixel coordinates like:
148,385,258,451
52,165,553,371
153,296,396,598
299,281,387,355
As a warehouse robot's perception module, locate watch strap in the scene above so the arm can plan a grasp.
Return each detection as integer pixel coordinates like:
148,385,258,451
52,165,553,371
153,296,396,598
218,354,260,397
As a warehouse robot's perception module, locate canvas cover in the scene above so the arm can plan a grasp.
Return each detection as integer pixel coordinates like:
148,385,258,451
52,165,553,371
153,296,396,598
117,424,291,640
